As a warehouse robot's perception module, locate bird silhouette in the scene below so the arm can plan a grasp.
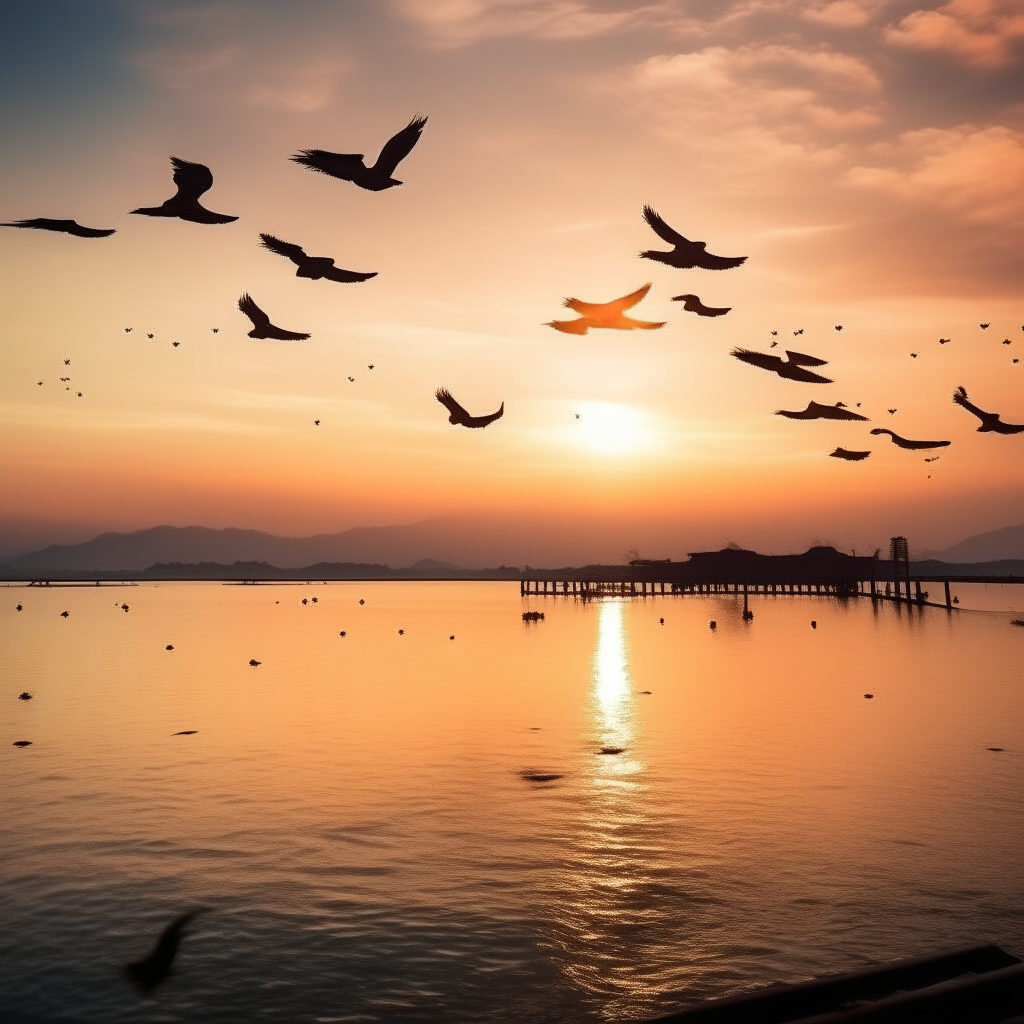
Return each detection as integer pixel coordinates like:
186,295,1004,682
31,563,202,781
60,610,69,618
313,419,320,427
13,740,32,747
2,217,115,238
171,341,180,348
238,293,310,341
776,401,868,421
1002,338,1012,345
347,376,356,383
829,447,871,461
672,294,731,317
640,206,746,269
18,691,32,700
924,456,941,462
258,233,377,283
793,329,804,336
131,158,237,224
368,363,375,370
909,352,918,358
731,348,832,383
292,115,427,191
435,388,504,428
887,408,897,415
770,340,778,348
834,324,844,332
126,911,206,995
16,603,23,611
938,338,951,344
64,358,71,365
210,327,219,334
870,428,951,450
249,658,261,667
547,283,664,334
124,327,133,334
952,386,1024,433
147,333,155,340
770,330,778,336
172,730,197,736
979,322,990,329
165,644,174,651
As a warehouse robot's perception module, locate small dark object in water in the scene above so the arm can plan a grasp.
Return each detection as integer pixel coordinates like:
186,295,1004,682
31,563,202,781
811,620,817,629
249,658,261,667
952,596,959,604
165,644,174,651
529,727,541,731
709,620,717,629
173,730,198,736
359,599,365,605
659,617,664,624
639,690,653,694
398,629,405,635
600,746,626,755
449,635,455,640
339,630,347,637
1010,619,1024,627
522,611,545,621
13,740,32,747
121,603,129,612
742,610,754,621
16,603,23,611
987,747,1004,752
60,610,69,618
126,910,206,994
18,691,32,700
301,598,308,605
521,771,562,783
829,447,871,461
864,694,873,699
311,597,318,604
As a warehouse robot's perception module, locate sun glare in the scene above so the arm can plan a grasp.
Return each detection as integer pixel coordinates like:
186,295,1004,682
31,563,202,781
576,402,651,456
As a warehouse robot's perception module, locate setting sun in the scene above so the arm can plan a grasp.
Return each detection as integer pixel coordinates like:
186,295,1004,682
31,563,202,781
576,402,653,457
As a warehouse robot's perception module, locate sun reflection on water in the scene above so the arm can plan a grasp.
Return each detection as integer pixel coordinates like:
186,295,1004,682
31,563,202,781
592,599,634,757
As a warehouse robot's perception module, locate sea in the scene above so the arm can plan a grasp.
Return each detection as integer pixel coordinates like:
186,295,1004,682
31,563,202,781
2,581,1022,1023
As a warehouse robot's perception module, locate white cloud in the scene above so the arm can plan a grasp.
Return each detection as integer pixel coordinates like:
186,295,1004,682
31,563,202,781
884,0,1024,68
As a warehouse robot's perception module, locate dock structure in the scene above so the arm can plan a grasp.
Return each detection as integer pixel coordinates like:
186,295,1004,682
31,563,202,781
520,541,1024,610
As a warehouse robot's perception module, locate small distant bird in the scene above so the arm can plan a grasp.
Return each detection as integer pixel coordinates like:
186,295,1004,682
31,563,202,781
829,447,871,461
368,364,375,370
547,283,665,334
259,233,377,283
165,644,174,651
793,329,804,336
599,746,625,755
435,388,504,428
338,631,346,637
574,412,581,420
147,333,155,340
952,386,1024,433
909,352,918,358
126,911,206,995
301,598,308,605
938,338,951,344
870,428,951,450
659,617,664,624
210,328,219,334
449,635,455,640
171,341,180,348
398,629,405,635
776,401,868,421
770,340,778,348
709,620,717,630
76,392,83,397
238,293,310,341
60,377,70,382
834,324,844,332
887,408,897,415
13,740,32,747
835,402,847,408
770,330,778,336
924,456,941,462
124,327,133,334
640,206,746,269
864,694,873,699
16,603,22,611
121,603,129,612
979,322,990,329
311,597,318,604
292,115,428,191
249,658,261,667
172,730,197,736
18,691,32,700
810,620,817,629
2,217,115,238
1002,339,1012,345
347,376,356,383
1013,358,1020,364
731,348,832,383
131,158,237,224
313,419,320,427
60,610,69,618
639,690,653,694
359,599,365,605
64,358,71,365
672,294,731,317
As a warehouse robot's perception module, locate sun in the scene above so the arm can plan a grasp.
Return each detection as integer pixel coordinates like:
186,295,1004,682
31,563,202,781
576,402,651,456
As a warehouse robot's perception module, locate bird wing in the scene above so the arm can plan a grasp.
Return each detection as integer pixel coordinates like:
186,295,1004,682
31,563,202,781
619,316,666,331
829,447,871,461
870,428,950,450
436,387,470,419
238,293,270,330
324,266,378,283
3,217,115,237
266,323,311,341
609,283,653,313
290,149,368,180
372,115,428,175
807,401,868,421
547,317,591,334
951,386,990,422
170,158,214,200
466,402,504,428
563,287,653,316
731,348,783,372
785,350,829,366
642,205,690,247
693,251,747,270
672,294,731,316
259,233,308,265
783,365,833,384
776,405,816,419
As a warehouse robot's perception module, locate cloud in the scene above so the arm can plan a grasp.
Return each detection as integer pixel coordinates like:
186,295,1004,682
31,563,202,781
884,0,1024,68
801,1,885,29
845,123,1024,223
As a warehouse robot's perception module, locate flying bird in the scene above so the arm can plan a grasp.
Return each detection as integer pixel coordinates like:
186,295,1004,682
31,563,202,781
131,157,237,224
887,408,897,415
769,340,778,348
2,217,115,238
640,206,746,269
1003,338,1012,345
793,329,804,336
731,348,833,383
237,293,310,341
938,338,951,344
909,352,918,358
313,419,320,427
258,233,377,283
979,322,990,330
924,456,941,462
347,376,356,382
147,333,155,340
249,658,261,667
210,328,219,334
367,364,375,370
952,386,1024,433
171,341,180,348
870,428,951,450
126,911,206,995
834,324,844,332
776,401,868,421
291,115,427,191
435,388,504,428
830,447,871,461
547,283,665,334
64,358,70,365
671,294,731,317
124,327,133,334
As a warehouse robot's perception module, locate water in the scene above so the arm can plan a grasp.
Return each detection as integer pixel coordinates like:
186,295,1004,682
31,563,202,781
2,582,1022,1022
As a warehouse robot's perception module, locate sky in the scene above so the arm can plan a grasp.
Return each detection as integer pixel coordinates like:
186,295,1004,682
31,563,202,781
1,0,1023,562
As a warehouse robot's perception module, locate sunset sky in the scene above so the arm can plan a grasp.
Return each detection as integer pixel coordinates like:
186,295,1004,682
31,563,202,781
1,0,1022,562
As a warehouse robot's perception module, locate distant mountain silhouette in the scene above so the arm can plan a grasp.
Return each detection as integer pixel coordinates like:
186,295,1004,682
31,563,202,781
925,523,1024,563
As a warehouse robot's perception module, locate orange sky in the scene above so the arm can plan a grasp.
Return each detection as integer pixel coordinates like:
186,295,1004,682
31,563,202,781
1,0,1023,560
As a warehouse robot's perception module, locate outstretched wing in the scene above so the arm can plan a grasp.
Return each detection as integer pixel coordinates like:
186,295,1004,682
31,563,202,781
642,205,690,247
466,402,504,428
829,447,871,461
2,217,115,237
602,283,653,314
324,266,378,283
784,365,834,384
171,158,214,200
547,317,591,334
693,251,747,270
807,401,868,421
259,233,308,265
619,316,666,331
291,149,368,180
238,293,269,330
372,115,427,175
731,348,783,372
673,294,731,316
870,428,950,450
785,350,829,366
951,386,989,422
435,387,470,420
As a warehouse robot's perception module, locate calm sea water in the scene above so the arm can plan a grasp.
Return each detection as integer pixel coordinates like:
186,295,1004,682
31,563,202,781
2,581,1022,1023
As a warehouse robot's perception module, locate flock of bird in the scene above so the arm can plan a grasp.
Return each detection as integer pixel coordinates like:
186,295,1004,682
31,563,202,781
6,113,1023,454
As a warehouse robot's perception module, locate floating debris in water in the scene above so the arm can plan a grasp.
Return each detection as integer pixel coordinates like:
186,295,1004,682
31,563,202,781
522,611,545,621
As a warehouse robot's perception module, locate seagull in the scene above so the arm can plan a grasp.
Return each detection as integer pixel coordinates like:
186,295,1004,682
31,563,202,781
1003,339,1012,345
770,330,778,336
249,658,261,667
671,294,731,317
147,333,155,339
237,293,310,341
547,283,665,334
834,324,844,332
770,340,778,348
60,376,70,382
258,233,377,283
18,691,32,700
639,206,746,269
210,327,219,334
291,115,427,191
887,408,897,415
124,327,133,334
36,380,43,386
126,911,206,995
60,610,69,618
938,338,951,344
2,217,115,238
870,428,951,450
952,386,1024,433
313,419,320,427
730,348,833,383
131,158,237,224
347,376,356,383
793,329,804,336
829,447,871,461
909,352,918,358
368,364,375,370
776,401,868,421
435,387,504,428
979,322,990,329
171,341,180,348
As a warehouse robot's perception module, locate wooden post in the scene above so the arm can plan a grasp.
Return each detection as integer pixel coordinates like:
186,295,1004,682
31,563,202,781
915,580,922,604
944,580,951,609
